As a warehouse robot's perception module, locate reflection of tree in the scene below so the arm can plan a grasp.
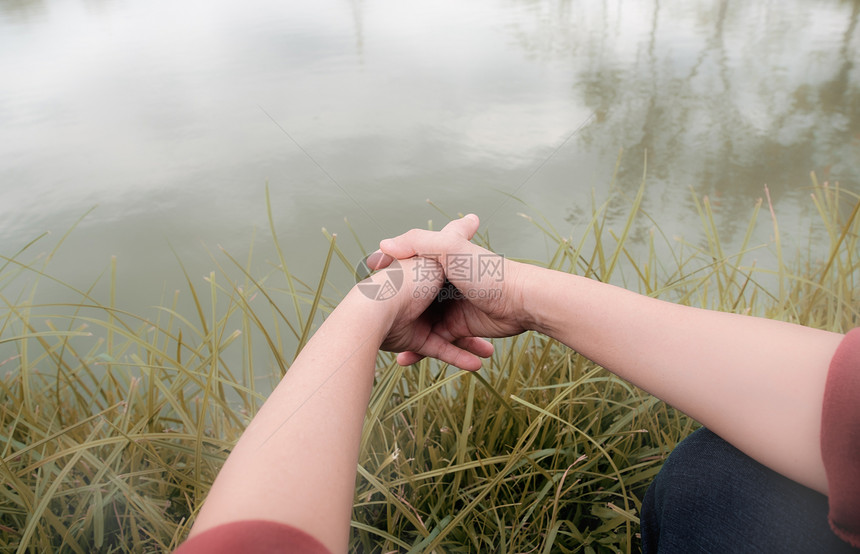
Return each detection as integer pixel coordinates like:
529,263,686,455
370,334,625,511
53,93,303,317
345,0,365,64
814,0,860,149
0,0,46,21
506,0,860,242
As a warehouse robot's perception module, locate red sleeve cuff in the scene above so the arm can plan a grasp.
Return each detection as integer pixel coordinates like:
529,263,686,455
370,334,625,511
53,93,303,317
821,327,860,547
174,520,332,554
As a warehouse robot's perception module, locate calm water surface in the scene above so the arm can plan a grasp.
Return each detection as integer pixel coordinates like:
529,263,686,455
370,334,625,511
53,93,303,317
1,0,858,313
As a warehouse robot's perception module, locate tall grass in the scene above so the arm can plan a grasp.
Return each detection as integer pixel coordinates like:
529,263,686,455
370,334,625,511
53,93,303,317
1,178,857,553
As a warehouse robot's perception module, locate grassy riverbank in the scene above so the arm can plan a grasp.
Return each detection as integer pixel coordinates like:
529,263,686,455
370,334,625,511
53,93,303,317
1,179,857,553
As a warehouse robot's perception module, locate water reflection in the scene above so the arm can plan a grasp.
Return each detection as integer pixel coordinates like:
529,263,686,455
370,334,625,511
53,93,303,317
0,0,46,22
494,0,859,244
0,0,858,311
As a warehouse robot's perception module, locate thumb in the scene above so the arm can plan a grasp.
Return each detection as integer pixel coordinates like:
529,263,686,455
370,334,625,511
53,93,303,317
440,213,480,240
379,214,480,259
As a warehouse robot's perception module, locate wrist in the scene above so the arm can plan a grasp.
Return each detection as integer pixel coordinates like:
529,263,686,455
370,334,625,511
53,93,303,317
513,263,569,337
341,285,399,345
509,262,537,333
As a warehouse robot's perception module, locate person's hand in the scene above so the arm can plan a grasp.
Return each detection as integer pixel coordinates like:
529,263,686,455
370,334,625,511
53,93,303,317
369,214,532,367
353,254,494,371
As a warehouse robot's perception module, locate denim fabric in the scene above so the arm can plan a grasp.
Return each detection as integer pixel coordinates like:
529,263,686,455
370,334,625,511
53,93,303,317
641,428,859,553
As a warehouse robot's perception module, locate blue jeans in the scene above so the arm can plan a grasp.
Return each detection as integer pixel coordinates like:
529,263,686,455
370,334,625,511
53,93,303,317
641,428,859,553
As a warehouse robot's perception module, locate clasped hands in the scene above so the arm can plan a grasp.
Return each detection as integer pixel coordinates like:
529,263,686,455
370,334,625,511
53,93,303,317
359,214,531,372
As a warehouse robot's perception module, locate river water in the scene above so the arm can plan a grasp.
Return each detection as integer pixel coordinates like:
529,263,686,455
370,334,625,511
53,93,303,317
1,0,858,313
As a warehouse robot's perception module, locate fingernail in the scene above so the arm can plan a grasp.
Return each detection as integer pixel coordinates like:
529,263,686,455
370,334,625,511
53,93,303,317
365,251,384,268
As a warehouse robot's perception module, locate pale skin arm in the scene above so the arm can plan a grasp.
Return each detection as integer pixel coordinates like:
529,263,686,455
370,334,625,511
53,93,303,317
376,215,844,495
521,266,842,494
186,288,392,552
186,252,493,552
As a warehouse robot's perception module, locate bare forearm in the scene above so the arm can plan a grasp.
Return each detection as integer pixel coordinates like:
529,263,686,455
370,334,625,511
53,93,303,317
520,263,843,493
189,289,392,552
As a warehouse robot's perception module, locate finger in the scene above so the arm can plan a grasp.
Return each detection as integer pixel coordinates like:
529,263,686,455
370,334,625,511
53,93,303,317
365,250,394,270
396,351,424,366
440,213,480,240
379,231,430,259
397,336,491,368
412,332,484,371
379,214,480,260
456,336,495,358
